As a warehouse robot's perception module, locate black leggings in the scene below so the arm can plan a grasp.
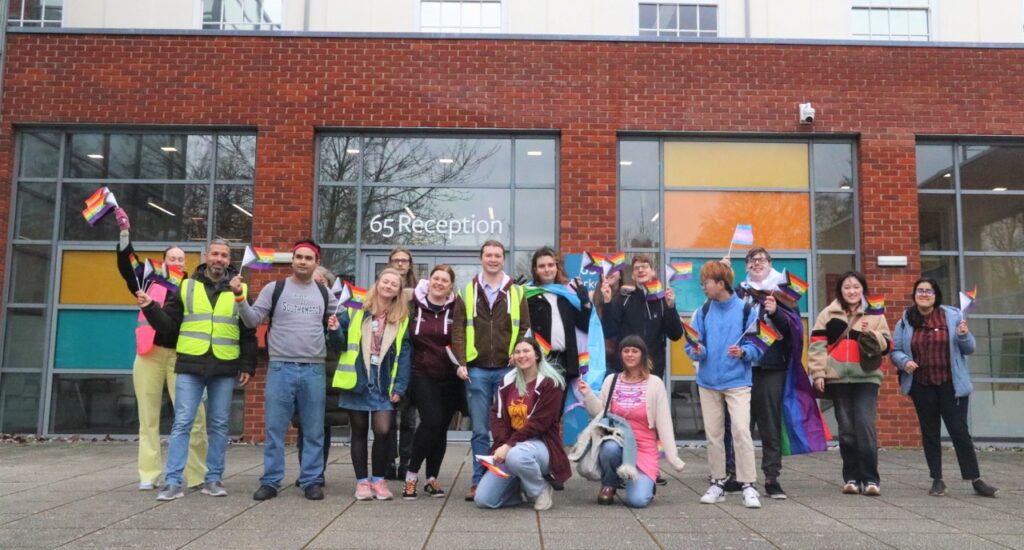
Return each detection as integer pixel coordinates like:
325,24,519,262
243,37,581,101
407,376,461,479
348,409,393,480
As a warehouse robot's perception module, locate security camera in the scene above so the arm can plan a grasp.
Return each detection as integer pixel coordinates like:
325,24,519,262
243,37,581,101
799,103,815,124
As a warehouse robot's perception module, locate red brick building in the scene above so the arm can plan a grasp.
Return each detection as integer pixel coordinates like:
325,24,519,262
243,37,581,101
2,29,1022,445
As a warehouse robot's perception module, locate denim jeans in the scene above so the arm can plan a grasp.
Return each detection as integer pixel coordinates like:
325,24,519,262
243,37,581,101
474,439,550,509
467,366,511,485
598,440,655,508
260,362,326,489
165,373,235,487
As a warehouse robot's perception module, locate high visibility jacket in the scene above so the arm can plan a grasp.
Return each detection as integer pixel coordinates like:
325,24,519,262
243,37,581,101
461,281,523,364
136,283,167,355
176,279,247,361
333,308,410,395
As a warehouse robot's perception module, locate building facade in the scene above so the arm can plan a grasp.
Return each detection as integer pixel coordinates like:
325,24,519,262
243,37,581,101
1,3,1023,445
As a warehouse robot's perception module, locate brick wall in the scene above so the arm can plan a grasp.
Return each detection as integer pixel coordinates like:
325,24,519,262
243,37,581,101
5,33,1024,445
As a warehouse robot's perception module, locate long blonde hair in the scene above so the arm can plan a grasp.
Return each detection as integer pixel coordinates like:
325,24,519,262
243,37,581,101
364,267,410,324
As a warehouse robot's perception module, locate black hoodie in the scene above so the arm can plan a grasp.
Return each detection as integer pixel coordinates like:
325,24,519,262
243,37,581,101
142,263,256,377
601,287,684,377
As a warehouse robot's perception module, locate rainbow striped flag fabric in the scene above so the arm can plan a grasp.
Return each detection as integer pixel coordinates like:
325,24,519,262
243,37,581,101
577,352,590,374
959,286,977,313
665,261,693,282
682,321,700,347
773,304,832,456
606,252,627,274
642,279,666,301
745,321,781,351
338,281,367,310
81,186,118,226
864,294,886,315
780,269,809,301
534,333,552,356
241,246,275,270
475,455,510,479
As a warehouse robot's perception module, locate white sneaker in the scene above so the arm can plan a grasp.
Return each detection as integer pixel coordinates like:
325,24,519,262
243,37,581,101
742,485,762,509
700,482,725,504
138,481,156,491
533,483,553,511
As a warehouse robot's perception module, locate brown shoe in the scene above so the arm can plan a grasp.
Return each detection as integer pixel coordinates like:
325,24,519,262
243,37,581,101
598,486,616,505
465,484,477,502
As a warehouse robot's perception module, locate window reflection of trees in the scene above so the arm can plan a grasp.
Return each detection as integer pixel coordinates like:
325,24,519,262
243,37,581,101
216,135,256,180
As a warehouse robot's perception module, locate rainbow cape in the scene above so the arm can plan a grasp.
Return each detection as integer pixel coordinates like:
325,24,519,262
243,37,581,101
81,186,117,226
731,223,754,246
665,261,693,282
642,279,666,301
774,304,832,455
780,269,809,301
241,245,275,270
864,294,886,315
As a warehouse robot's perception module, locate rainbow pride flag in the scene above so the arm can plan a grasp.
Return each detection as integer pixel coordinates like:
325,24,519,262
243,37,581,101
682,321,700,347
81,186,117,226
865,294,886,315
746,321,780,351
731,223,754,246
781,269,809,301
665,262,693,282
475,455,510,479
774,304,831,456
163,264,185,287
241,246,274,270
606,252,627,274
577,352,590,375
534,333,552,356
579,252,607,276
338,281,367,310
642,279,666,301
959,286,977,313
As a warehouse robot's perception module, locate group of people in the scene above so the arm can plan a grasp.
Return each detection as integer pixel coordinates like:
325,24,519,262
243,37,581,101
115,201,998,510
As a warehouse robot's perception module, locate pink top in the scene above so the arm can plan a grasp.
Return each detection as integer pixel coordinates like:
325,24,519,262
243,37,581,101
609,379,659,482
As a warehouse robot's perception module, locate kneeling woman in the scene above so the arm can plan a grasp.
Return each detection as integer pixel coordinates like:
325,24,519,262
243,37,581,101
474,338,570,511
579,335,686,508
333,268,411,501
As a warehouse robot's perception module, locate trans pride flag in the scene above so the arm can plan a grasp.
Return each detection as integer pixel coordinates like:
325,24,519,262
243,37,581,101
774,304,831,456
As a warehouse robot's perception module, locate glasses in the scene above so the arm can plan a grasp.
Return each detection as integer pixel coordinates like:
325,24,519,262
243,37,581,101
747,257,770,265
391,258,411,265
915,288,936,296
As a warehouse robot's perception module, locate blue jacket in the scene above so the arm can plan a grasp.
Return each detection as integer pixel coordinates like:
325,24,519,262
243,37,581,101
891,305,976,398
330,309,412,398
684,294,764,391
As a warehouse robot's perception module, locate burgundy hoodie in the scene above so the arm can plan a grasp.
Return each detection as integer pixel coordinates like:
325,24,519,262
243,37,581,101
409,279,467,379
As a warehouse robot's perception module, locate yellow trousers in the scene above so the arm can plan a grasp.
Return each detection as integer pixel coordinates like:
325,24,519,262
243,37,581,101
133,346,208,487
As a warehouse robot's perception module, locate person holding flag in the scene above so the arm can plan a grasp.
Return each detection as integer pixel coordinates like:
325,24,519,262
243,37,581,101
684,260,764,508
809,271,891,496
232,239,339,502
136,238,256,501
600,254,684,378
113,206,208,491
402,265,469,499
891,279,997,497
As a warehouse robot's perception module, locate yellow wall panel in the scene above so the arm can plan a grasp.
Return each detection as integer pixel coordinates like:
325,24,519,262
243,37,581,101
664,191,811,250
60,250,200,305
665,142,809,189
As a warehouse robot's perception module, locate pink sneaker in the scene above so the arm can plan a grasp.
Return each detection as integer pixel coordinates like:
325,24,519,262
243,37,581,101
354,480,373,501
114,207,130,231
371,479,393,500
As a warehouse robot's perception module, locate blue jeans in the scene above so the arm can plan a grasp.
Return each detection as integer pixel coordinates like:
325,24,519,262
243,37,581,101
260,362,326,488
598,440,655,508
165,373,235,487
467,366,511,485
474,439,550,509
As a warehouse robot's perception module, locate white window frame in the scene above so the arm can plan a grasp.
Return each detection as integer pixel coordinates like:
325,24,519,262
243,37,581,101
851,0,931,41
200,0,285,31
419,0,503,34
7,0,64,28
638,1,719,38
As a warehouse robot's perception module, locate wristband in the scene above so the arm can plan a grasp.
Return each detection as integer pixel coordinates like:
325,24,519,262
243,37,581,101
234,295,245,303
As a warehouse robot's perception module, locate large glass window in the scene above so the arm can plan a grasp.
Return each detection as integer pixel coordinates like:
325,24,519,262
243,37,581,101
7,0,62,27
203,0,282,31
917,140,1024,438
851,1,929,41
1,130,255,434
619,137,857,439
639,3,717,37
421,0,501,33
316,134,557,287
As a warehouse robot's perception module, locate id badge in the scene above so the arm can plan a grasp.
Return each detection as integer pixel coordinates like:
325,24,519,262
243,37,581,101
370,354,381,366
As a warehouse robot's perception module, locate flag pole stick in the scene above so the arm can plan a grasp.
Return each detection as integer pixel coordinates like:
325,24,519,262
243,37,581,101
725,241,734,261
733,316,760,347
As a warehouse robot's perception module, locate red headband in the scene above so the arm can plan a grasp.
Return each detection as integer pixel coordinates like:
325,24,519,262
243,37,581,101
292,242,321,259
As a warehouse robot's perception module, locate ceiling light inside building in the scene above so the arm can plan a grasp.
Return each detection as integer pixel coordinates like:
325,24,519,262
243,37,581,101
488,207,495,220
993,187,1008,191
650,212,660,223
232,203,253,217
619,160,633,166
840,185,852,190
346,148,360,155
161,146,178,152
404,206,416,219
943,173,951,178
527,151,543,156
87,154,104,159
147,200,176,217
439,158,454,164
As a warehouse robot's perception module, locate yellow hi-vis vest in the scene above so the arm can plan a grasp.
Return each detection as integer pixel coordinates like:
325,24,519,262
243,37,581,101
332,308,410,395
461,280,522,364
176,279,247,361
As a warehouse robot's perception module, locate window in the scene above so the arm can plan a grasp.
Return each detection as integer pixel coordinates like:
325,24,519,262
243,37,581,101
7,0,62,27
421,0,501,33
852,1,929,41
916,141,1024,438
203,0,282,31
639,3,717,37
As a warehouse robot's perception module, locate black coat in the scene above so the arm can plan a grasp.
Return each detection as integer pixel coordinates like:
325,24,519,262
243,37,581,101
117,242,181,350
601,289,684,377
527,292,592,379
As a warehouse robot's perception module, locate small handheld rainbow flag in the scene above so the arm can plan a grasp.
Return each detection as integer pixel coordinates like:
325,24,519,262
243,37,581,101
241,246,275,270
682,321,700,347
864,295,886,315
580,252,607,276
475,455,510,479
577,352,590,375
745,321,781,351
163,264,184,287
330,277,344,301
665,262,693,282
143,258,162,282
81,186,118,226
534,333,552,356
642,279,666,301
606,252,627,274
959,286,977,313
780,269,809,301
338,281,367,311
731,223,754,246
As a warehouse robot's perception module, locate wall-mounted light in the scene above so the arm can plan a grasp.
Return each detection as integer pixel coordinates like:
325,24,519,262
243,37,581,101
878,255,908,267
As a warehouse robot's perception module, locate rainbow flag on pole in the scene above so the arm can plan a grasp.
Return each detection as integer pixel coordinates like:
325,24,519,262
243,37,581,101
577,352,590,375
745,321,781,351
81,186,117,226
665,262,693,282
241,245,275,270
864,295,886,315
337,280,367,310
606,252,627,274
534,333,552,356
682,321,700,347
959,286,977,313
780,269,809,301
731,223,754,246
475,455,510,479
579,252,607,276
642,279,666,301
